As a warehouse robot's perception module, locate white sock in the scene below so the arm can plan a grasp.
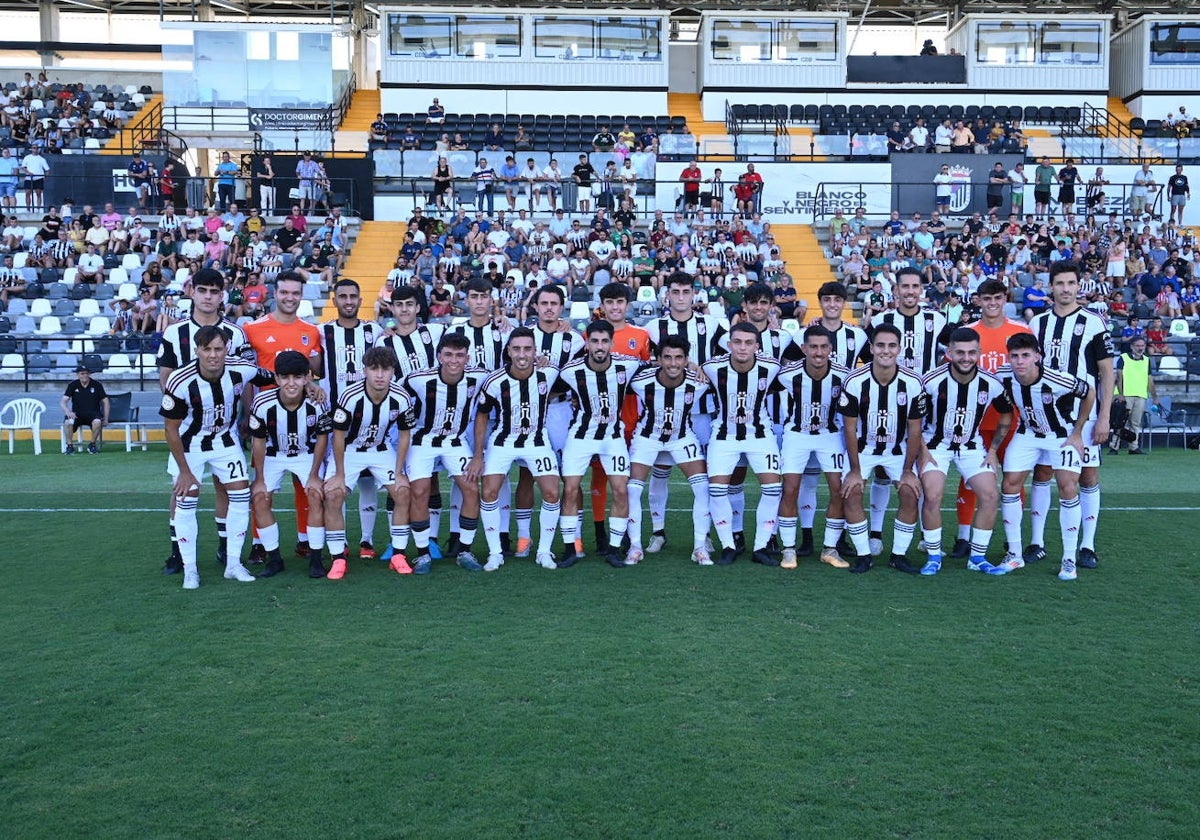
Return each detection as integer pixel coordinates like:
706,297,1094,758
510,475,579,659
307,526,325,551
458,516,477,550
357,477,378,546
1030,480,1052,547
689,474,711,551
390,523,411,553
608,515,626,543
870,478,891,533
559,513,579,543
516,507,533,541
970,527,992,559
799,472,820,529
1002,493,1024,555
755,483,782,551
923,527,942,557
536,501,561,556
957,523,972,540
729,483,746,533
709,482,734,548
1059,495,1082,560
626,478,645,549
327,529,347,556
259,522,280,552
411,519,430,550
225,489,251,568
449,482,463,533
891,519,916,556
778,515,798,549
1079,483,1100,551
175,496,199,568
649,466,671,533
823,518,845,550
846,519,870,556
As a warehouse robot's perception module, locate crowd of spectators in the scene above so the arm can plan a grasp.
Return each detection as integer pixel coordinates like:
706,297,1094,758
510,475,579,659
1,72,147,155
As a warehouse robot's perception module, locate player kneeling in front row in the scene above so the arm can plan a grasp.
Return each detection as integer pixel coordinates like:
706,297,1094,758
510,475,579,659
837,324,928,574
323,346,416,580
403,333,488,573
556,321,642,568
917,328,1014,576
473,327,563,572
777,325,852,569
626,336,713,565
249,350,331,579
996,332,1095,581
161,325,276,590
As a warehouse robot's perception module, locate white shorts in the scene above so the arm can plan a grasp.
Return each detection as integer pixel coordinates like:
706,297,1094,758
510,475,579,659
629,434,705,468
921,443,993,482
484,443,559,477
856,451,910,482
261,454,322,493
343,448,402,487
167,452,209,481
546,400,573,453
406,442,472,481
173,444,248,488
1034,417,1099,469
781,430,848,475
1006,432,1082,474
562,436,629,477
707,436,780,477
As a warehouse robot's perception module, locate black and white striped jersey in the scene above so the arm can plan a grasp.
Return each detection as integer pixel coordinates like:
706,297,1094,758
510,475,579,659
836,364,929,456
994,365,1090,438
1030,306,1114,389
330,381,416,453
557,355,642,441
404,366,488,447
736,325,800,425
446,320,508,371
777,360,850,435
628,367,709,443
532,324,586,369
160,358,274,452
248,390,331,458
375,323,445,380
822,320,870,370
156,317,249,371
701,353,782,442
474,365,561,448
920,364,1012,450
870,308,951,375
644,313,728,365
322,319,385,406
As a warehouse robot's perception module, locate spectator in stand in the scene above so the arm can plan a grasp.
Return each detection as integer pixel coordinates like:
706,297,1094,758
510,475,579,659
127,151,151,208
592,125,617,152
1130,163,1154,218
1167,164,1190,227
132,286,159,333
19,144,49,212
1021,276,1049,321
425,98,445,124
0,253,25,304
0,148,18,212
370,114,388,143
61,364,109,455
213,151,239,211
934,118,953,153
483,123,504,151
908,118,929,152
933,163,953,215
295,151,321,214
950,120,974,153
1033,156,1056,218
1145,315,1173,368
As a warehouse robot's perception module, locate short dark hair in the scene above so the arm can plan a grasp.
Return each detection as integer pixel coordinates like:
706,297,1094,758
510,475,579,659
363,346,398,370
274,350,309,377
803,324,835,345
586,319,614,338
533,284,565,305
1006,332,1041,353
391,285,420,303
275,270,304,288
742,282,773,304
437,333,471,354
505,326,536,356
658,335,691,356
817,281,848,300
194,325,229,349
464,278,493,296
334,278,360,294
1049,260,1081,283
895,266,923,285
667,272,694,289
190,268,225,291
948,326,980,345
728,321,761,345
976,279,1008,298
872,323,903,342
599,281,633,302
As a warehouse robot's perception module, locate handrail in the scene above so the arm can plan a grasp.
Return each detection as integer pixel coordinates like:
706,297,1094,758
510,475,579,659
115,97,189,160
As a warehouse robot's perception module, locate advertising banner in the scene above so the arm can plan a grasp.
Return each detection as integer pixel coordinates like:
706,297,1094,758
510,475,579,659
891,153,1026,218
248,108,330,131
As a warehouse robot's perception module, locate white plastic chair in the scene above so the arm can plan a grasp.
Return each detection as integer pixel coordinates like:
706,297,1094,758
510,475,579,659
77,299,101,318
174,268,190,288
780,318,801,335
108,268,130,286
121,254,142,271
297,300,315,321
29,298,52,318
0,353,23,379
177,299,192,315
636,285,657,303
86,316,112,336
1169,319,1196,339
105,353,133,375
12,251,28,269
1157,356,1185,379
62,267,78,286
36,315,63,335
116,283,138,301
0,397,47,454
568,301,591,321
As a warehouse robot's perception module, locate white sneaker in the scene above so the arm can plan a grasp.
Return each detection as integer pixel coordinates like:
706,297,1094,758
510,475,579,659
182,568,200,590
692,547,713,566
224,563,256,582
869,537,884,556
647,534,667,553
536,552,557,569
625,548,644,566
1058,558,1078,581
1001,551,1026,571
483,553,504,572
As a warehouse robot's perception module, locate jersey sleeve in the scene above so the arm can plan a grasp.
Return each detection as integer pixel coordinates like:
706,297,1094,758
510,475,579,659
159,391,188,420
835,387,859,417
252,367,276,387
1086,328,1116,363
247,409,269,438
908,390,930,419
330,403,353,430
156,333,179,369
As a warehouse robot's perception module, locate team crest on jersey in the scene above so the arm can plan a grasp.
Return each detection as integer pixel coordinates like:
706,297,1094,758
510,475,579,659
538,381,549,394
306,414,316,427
925,320,934,332
684,392,694,404
249,415,263,431
847,336,856,348
627,339,637,350
978,392,990,405
1074,322,1085,336
897,393,908,405
617,371,627,384
1042,392,1054,403
697,321,707,335
389,410,400,422
421,331,432,345
771,335,780,347
757,378,768,390
301,335,310,346
160,395,174,411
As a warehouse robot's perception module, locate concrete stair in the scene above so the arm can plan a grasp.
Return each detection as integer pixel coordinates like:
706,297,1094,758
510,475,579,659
333,89,381,152
1106,97,1136,134
771,223,836,314
98,95,162,156
342,220,408,321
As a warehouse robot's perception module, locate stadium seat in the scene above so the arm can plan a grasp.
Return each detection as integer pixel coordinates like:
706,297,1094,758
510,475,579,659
29,299,52,318
36,316,62,336
1169,319,1195,339
69,284,92,301
1157,356,1185,379
47,283,69,300
121,254,142,271
13,315,35,334
77,299,101,318
636,286,657,303
6,299,28,317
27,352,51,374
297,300,316,321
108,268,129,286
86,316,111,337
0,397,46,454
116,283,138,301
62,317,86,336
93,284,114,301
53,299,75,318
105,353,133,376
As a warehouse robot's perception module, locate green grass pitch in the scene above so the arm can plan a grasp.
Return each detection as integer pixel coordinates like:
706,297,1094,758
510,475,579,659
1,446,1198,838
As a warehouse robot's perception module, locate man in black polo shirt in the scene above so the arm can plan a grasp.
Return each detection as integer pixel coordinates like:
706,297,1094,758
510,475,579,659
61,364,109,454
